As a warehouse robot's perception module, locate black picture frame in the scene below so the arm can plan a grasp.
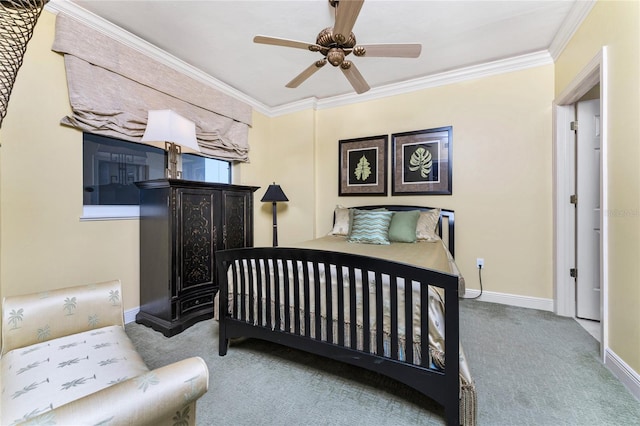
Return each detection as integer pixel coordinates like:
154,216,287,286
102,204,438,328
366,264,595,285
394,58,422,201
339,135,388,196
392,126,452,195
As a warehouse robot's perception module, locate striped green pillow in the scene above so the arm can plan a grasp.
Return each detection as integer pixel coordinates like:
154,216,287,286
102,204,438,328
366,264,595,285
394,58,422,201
348,209,394,245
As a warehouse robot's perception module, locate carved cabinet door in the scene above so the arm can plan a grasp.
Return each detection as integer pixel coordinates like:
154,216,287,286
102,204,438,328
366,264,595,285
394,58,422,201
175,187,219,294
222,190,253,249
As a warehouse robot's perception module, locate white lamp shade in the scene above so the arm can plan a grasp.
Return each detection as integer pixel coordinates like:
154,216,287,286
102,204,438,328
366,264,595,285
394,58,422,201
141,110,201,153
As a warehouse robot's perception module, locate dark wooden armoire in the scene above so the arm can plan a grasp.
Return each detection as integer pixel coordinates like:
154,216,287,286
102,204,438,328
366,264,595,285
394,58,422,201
135,179,258,337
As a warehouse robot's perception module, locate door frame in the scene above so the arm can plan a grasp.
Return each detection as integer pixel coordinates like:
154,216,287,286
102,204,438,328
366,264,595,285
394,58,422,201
553,47,608,359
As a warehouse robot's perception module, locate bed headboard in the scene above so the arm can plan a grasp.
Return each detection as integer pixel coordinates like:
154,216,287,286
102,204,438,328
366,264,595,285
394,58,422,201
350,205,455,257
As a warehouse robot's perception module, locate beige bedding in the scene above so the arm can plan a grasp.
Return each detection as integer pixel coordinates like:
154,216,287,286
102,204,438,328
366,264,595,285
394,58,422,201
290,235,466,294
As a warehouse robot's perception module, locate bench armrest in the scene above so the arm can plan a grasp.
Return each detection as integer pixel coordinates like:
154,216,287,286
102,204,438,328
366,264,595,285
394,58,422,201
21,357,209,426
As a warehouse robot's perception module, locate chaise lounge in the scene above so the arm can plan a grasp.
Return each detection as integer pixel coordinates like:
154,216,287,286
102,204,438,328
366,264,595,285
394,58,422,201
1,279,209,425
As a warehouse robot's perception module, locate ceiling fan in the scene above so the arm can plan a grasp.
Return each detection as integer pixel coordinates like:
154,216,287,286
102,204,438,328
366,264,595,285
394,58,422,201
253,0,422,94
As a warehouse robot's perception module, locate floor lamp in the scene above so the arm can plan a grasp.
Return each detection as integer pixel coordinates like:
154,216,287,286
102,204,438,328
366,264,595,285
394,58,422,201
261,183,288,247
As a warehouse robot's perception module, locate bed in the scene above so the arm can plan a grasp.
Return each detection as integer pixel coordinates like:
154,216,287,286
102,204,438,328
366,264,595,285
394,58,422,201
215,205,476,425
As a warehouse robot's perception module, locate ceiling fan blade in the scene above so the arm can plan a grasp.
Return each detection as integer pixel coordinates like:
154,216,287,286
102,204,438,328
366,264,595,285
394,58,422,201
333,0,364,42
340,61,370,94
254,35,318,51
354,43,422,58
286,60,327,88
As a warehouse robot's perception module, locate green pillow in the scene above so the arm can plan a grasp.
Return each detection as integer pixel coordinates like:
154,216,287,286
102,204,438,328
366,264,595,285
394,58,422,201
388,210,420,243
348,209,393,245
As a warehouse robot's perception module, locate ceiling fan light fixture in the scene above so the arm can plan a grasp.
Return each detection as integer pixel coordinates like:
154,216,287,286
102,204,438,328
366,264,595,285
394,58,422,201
327,48,345,67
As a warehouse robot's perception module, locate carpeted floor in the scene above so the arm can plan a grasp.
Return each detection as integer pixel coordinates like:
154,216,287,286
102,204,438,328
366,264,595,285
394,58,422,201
125,300,640,425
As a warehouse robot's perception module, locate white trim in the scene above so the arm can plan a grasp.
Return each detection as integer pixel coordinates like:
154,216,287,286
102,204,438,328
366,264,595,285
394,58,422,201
553,48,608,360
462,290,554,312
124,307,139,324
600,48,609,359
314,51,553,112
81,205,140,221
45,1,553,118
605,348,640,402
548,0,597,61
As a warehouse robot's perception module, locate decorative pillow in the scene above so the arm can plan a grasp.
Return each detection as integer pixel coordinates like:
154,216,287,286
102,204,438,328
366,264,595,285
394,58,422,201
416,208,441,241
348,209,394,245
329,205,352,235
388,210,421,243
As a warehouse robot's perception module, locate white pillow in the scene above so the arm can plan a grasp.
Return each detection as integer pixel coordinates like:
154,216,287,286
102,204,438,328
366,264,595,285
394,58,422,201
329,205,351,236
416,208,441,241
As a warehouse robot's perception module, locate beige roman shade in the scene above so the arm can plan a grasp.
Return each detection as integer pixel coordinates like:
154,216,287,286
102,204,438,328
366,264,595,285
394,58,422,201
52,13,252,162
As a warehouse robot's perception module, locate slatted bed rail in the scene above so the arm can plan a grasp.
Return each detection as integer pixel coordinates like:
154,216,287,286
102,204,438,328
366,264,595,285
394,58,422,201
216,247,461,425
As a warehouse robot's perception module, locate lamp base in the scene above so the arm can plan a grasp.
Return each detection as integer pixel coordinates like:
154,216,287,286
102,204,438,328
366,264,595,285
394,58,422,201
272,202,278,247
165,141,183,179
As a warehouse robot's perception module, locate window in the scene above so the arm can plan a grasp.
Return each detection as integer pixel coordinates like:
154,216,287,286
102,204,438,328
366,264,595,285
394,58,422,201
82,133,231,219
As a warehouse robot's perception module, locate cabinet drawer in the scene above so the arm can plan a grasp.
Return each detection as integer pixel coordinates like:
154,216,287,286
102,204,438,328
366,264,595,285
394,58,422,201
180,292,214,316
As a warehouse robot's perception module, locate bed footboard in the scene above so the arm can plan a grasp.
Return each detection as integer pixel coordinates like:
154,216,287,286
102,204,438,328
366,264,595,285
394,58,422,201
216,247,462,425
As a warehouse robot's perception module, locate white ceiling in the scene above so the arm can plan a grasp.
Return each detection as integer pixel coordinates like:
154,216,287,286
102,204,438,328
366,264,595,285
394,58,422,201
50,0,590,112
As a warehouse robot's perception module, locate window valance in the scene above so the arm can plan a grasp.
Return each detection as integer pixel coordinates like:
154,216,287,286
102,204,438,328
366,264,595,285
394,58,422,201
52,13,251,162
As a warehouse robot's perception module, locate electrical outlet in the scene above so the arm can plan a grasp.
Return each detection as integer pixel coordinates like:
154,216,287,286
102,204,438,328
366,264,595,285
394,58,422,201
476,258,485,269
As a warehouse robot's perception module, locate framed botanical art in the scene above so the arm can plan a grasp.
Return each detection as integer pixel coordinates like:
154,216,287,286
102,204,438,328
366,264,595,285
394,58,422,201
339,135,388,196
392,126,452,195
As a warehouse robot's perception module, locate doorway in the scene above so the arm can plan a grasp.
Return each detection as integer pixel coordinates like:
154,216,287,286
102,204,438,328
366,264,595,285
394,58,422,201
553,48,608,359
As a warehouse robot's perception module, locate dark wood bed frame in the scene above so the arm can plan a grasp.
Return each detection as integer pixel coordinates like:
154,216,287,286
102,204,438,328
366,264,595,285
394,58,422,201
216,206,461,425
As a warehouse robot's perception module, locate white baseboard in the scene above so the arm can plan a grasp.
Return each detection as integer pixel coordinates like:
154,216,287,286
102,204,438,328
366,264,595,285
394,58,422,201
124,307,139,324
462,289,554,312
605,348,640,402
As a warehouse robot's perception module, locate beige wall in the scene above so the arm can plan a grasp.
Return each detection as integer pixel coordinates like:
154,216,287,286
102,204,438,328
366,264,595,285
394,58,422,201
0,12,140,309
312,66,555,299
237,109,317,247
555,0,640,372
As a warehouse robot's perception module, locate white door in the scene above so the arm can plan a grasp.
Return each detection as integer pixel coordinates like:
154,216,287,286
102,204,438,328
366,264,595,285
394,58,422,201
575,98,601,321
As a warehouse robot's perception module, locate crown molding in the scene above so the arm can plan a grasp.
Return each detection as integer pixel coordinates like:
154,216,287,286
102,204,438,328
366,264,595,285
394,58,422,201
313,50,553,112
548,0,596,61
45,0,555,119
266,97,319,117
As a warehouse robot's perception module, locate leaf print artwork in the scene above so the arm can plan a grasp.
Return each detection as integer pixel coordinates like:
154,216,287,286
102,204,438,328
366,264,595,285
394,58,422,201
354,155,371,181
58,357,89,368
99,358,123,367
11,379,49,399
183,376,200,402
172,406,191,426
37,325,51,342
15,406,54,424
17,360,48,375
88,314,100,328
8,308,24,329
61,375,96,390
108,289,120,305
409,147,433,178
63,297,77,315
136,372,160,392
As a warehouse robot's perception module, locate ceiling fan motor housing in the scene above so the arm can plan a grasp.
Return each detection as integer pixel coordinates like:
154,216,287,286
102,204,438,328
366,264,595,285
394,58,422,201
316,27,356,66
